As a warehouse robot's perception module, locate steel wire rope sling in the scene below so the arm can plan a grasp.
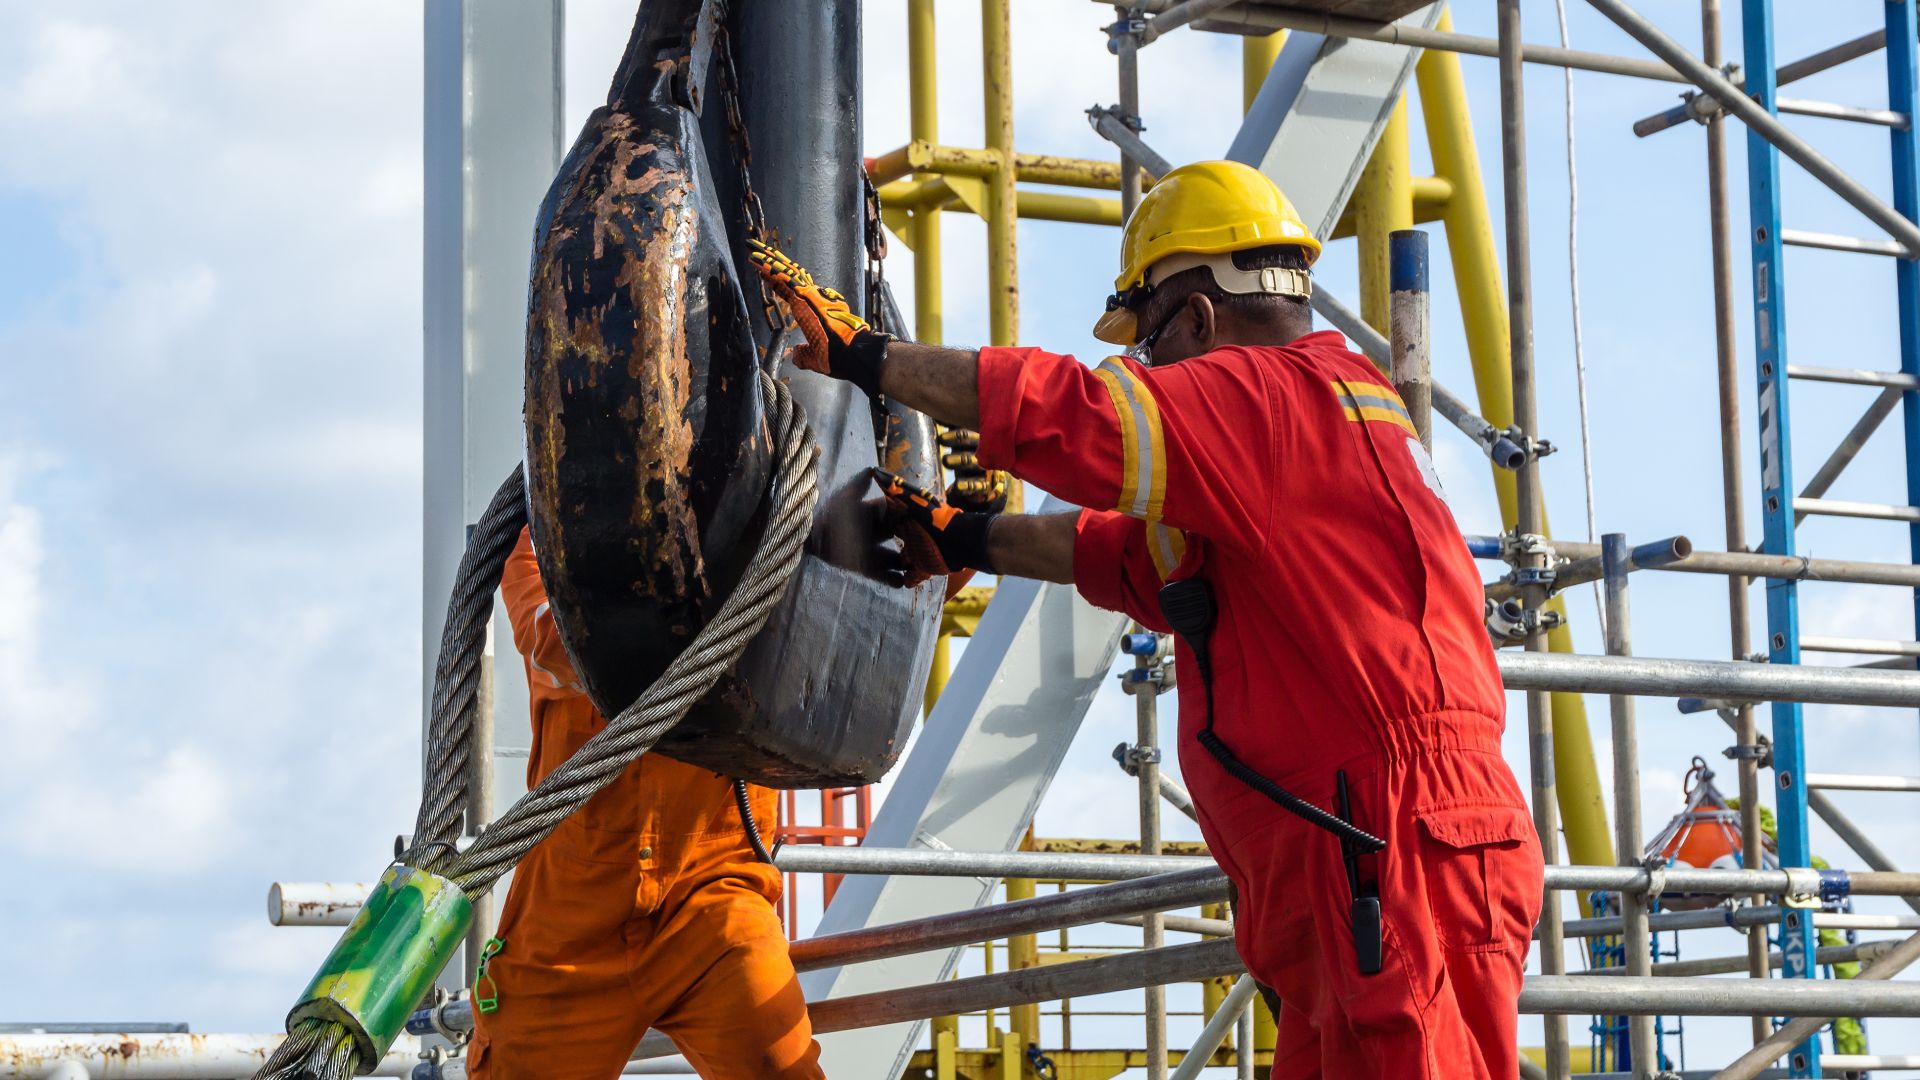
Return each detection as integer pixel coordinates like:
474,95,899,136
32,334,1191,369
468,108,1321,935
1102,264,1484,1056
251,370,819,1080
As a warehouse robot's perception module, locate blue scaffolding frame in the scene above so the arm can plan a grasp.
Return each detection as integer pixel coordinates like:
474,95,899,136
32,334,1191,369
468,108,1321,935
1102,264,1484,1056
1740,2,1920,1074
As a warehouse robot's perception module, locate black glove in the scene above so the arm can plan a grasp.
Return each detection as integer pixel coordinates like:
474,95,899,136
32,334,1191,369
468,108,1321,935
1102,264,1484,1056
746,239,889,396
873,468,998,588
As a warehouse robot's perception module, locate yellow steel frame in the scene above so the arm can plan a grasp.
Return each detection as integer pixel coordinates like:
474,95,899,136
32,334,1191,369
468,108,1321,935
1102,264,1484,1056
894,6,1614,1076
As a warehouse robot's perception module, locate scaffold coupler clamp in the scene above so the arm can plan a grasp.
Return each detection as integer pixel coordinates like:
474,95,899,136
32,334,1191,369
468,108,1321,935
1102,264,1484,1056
405,987,472,1046
1113,741,1163,776
1483,597,1527,643
1722,740,1772,768
1819,869,1853,907
1781,866,1827,910
1499,530,1556,566
1501,425,1555,461
287,863,475,1072
1104,6,1148,54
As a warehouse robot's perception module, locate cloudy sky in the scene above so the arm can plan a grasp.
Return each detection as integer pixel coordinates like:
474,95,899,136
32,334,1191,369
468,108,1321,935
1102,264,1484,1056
2,0,1918,1073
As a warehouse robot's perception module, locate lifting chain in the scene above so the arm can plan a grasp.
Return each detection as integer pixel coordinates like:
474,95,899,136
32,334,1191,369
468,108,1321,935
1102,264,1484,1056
712,9,785,343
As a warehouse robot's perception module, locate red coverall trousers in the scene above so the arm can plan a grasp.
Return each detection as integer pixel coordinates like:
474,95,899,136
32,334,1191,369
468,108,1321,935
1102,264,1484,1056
468,529,824,1080
975,333,1545,1078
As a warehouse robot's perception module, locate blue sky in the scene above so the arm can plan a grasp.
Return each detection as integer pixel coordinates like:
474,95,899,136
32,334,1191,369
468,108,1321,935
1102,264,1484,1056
1,1,1916,1073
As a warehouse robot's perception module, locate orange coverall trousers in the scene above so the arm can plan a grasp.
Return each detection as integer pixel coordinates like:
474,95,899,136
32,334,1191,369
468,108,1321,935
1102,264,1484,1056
469,529,824,1080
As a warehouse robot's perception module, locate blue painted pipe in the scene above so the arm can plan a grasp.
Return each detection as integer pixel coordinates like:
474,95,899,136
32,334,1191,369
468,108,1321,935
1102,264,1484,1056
1389,229,1429,294
1465,535,1504,560
1121,632,1161,657
1487,434,1527,471
1629,536,1693,571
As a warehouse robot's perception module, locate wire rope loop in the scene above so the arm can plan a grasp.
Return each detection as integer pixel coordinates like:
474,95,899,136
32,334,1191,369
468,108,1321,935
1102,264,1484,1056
256,372,817,1080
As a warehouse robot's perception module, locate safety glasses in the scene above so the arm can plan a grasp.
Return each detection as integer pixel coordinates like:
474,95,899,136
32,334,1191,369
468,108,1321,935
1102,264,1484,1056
1127,302,1182,366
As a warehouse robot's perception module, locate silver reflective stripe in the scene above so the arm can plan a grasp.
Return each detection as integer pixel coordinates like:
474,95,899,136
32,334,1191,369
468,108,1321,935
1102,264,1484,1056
1337,392,1414,421
1098,357,1156,519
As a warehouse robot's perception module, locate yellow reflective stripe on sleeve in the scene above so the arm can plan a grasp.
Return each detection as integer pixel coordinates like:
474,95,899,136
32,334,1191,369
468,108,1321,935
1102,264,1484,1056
1094,358,1186,581
1096,357,1164,519
1331,378,1418,437
1093,363,1145,516
1341,404,1419,437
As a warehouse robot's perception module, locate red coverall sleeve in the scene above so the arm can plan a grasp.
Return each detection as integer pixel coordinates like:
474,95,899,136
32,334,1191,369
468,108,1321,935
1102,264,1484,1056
974,345,1274,582
1072,508,1173,632
500,527,584,694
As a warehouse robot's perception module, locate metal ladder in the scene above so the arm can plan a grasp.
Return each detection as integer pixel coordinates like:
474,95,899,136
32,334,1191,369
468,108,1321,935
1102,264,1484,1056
1742,2,1920,1074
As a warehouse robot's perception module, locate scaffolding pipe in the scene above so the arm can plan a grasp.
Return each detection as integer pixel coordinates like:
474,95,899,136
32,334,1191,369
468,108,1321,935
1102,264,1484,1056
1539,537,1920,588
776,848,1920,898
1585,0,1920,257
788,866,1230,972
1601,535,1657,1073
1700,0,1772,1035
799,961,1920,1038
1168,975,1259,1080
268,881,374,927
1087,103,1174,177
1578,938,1897,977
1714,929,1920,1080
1151,3,1685,83
1523,972,1920,1017
1390,229,1432,448
1495,0,1570,1062
1485,536,1690,601
806,937,1245,1035
1561,905,1920,941
1111,913,1235,937
0,1034,421,1078
1115,10,1144,220
1634,29,1890,137
1129,634,1169,1080
1496,650,1920,708
1802,636,1920,657
1139,0,1241,45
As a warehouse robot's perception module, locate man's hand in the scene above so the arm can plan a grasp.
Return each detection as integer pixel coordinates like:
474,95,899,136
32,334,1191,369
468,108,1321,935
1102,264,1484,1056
747,240,889,396
874,468,998,588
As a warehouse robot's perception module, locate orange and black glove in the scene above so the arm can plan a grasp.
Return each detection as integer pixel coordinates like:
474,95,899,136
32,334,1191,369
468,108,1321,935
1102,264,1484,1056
874,468,998,588
747,239,890,397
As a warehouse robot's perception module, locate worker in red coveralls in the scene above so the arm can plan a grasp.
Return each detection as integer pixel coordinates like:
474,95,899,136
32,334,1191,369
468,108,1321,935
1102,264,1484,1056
748,159,1545,1079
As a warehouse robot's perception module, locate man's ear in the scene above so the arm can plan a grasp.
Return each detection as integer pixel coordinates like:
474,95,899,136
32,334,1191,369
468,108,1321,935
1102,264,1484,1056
1187,292,1218,352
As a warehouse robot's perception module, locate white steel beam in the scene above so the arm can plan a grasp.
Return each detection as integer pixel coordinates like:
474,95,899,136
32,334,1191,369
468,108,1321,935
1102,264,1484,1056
422,0,563,847
803,499,1128,1078
1226,4,1441,241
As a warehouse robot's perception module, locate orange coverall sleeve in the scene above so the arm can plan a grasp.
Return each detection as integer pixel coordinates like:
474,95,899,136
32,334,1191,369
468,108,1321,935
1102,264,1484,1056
974,345,1276,581
500,527,584,698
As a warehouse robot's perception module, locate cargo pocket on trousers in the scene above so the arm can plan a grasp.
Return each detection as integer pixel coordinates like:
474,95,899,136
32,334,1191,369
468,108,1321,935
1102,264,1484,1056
1414,804,1535,952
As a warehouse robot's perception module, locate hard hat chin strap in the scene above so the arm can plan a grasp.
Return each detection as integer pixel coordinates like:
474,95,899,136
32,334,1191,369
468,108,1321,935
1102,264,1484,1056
1145,251,1313,301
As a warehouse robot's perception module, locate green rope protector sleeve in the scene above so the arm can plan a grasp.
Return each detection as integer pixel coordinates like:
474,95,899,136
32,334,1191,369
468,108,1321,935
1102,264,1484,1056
286,865,473,1068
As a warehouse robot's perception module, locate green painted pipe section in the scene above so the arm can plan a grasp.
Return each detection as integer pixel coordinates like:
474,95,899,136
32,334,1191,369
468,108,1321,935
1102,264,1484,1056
288,864,473,1067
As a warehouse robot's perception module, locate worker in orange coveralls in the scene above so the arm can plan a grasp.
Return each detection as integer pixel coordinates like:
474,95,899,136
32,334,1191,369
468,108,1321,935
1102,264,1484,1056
748,160,1546,1079
466,527,824,1080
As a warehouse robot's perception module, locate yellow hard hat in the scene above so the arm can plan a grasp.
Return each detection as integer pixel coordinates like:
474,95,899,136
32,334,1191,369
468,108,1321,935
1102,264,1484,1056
1093,160,1321,345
